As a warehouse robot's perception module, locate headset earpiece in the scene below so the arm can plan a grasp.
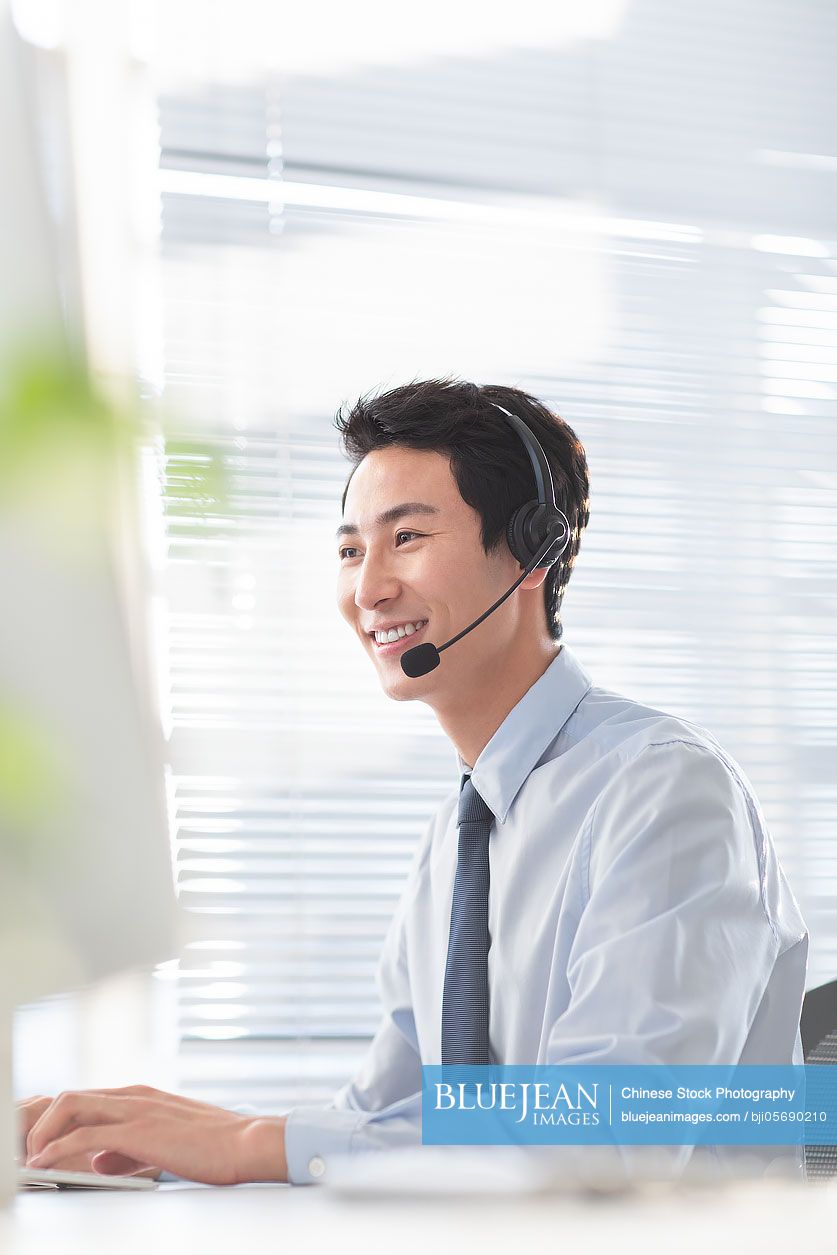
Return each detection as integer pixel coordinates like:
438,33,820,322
489,400,571,570
506,502,570,570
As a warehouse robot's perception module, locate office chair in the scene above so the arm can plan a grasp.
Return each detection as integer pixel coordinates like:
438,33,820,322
801,979,837,1180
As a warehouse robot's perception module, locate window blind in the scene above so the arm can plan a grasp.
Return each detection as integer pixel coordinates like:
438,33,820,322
148,0,837,1113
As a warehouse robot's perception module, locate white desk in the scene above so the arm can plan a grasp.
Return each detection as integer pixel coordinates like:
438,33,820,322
3,1178,837,1255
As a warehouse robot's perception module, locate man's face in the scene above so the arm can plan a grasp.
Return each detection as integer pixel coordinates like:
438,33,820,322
336,445,523,704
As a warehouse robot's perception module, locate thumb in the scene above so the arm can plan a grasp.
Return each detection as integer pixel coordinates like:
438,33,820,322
90,1149,154,1177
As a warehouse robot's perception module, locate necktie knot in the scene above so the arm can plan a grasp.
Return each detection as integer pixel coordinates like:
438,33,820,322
458,775,495,830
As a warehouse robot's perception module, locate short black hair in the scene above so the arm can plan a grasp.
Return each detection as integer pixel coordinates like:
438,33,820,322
334,378,590,643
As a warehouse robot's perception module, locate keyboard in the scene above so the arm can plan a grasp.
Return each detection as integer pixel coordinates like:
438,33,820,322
19,1166,159,1190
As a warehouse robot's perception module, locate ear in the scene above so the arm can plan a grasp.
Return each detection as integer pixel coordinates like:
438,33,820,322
518,565,550,591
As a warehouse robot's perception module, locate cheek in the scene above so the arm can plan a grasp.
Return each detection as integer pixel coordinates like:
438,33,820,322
425,549,464,592
336,573,354,620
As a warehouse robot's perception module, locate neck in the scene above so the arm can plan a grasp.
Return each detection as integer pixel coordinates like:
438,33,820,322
432,639,561,769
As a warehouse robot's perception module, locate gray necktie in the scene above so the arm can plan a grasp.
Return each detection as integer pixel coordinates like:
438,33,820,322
441,773,494,1066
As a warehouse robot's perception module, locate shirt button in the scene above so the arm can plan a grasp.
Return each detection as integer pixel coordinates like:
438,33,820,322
308,1155,326,1179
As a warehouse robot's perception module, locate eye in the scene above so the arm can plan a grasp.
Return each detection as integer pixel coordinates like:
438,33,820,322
338,531,422,561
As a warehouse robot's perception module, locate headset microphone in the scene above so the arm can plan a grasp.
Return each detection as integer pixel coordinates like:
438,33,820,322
400,402,571,679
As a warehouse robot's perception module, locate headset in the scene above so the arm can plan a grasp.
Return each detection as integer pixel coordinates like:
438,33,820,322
401,401,571,678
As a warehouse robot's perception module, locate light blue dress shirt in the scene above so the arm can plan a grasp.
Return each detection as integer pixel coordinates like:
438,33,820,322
282,645,808,1185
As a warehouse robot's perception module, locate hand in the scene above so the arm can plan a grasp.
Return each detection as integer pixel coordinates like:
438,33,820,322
18,1094,160,1180
22,1085,288,1186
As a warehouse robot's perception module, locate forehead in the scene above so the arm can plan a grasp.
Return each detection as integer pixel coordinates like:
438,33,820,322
342,446,465,521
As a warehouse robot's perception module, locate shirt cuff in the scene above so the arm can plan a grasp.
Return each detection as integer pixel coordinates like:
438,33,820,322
282,1105,366,1185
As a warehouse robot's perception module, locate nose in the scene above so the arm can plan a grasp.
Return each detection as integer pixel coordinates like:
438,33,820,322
352,544,401,612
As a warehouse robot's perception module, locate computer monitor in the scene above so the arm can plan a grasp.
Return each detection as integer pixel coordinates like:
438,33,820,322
0,1,178,1203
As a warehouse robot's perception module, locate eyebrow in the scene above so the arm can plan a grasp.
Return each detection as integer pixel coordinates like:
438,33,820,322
335,501,441,540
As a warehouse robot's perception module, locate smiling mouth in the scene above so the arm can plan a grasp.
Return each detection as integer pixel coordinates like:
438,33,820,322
370,621,429,655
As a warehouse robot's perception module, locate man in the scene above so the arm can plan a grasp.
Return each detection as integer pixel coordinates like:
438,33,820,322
19,379,808,1186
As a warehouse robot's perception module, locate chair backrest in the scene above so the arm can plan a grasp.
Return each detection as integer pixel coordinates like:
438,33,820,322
801,979,837,1180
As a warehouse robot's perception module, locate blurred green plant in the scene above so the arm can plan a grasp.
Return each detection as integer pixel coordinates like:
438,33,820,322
0,337,227,520
0,701,68,869
0,334,229,849
161,437,231,522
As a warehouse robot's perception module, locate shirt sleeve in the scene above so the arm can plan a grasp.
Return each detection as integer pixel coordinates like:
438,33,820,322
552,739,781,1063
544,739,783,1178
282,811,439,1185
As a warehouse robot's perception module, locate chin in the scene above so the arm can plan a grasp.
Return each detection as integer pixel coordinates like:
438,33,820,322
380,673,423,702
371,660,430,702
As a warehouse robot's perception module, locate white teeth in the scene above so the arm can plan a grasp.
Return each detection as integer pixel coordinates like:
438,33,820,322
374,620,427,645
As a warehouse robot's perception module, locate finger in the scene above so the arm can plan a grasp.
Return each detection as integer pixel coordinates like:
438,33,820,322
17,1096,50,1110
91,1150,156,1177
19,1099,53,1155
29,1122,154,1172
25,1150,104,1174
18,1097,51,1127
27,1094,144,1160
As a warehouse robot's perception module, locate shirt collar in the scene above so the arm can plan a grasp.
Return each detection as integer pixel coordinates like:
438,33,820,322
455,644,592,824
